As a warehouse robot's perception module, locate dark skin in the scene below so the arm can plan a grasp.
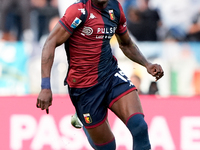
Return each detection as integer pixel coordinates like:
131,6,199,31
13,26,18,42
91,0,109,8
37,0,164,145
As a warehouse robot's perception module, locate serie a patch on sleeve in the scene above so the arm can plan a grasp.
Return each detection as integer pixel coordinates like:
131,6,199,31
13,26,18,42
71,17,82,29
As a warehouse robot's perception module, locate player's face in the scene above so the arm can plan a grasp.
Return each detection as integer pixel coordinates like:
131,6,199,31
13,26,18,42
92,0,109,8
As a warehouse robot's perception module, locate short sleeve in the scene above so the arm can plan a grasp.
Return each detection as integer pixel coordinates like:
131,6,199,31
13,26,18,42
115,3,127,35
59,3,86,34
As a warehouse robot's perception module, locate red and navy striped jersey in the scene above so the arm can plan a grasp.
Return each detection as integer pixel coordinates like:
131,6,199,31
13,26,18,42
59,0,127,88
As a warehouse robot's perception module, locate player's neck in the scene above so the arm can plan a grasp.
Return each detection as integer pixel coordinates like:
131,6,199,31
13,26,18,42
91,0,108,9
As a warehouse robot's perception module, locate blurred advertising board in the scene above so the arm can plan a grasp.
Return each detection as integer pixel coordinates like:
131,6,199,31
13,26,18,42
0,95,200,150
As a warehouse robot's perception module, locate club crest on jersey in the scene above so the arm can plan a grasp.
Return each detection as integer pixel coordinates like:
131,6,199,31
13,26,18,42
109,10,115,21
83,113,92,124
71,17,82,29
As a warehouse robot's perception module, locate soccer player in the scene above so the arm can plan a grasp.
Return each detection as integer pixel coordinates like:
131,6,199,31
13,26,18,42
36,0,164,149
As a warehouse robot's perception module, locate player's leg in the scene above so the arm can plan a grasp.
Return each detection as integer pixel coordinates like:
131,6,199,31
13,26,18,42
71,113,97,149
68,85,116,150
110,90,151,150
82,126,96,149
71,113,115,150
86,118,116,150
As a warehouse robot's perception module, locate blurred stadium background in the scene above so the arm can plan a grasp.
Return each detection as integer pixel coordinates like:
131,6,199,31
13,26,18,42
0,0,200,149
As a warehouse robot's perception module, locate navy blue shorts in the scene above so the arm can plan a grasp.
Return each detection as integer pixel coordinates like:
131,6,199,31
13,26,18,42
68,68,137,128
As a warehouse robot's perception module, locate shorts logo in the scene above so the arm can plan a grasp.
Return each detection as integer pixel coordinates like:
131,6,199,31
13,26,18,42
83,113,92,124
71,17,82,29
109,10,115,21
81,26,93,36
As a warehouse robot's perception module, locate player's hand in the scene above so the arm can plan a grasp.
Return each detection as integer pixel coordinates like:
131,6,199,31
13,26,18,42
36,89,52,114
146,63,164,81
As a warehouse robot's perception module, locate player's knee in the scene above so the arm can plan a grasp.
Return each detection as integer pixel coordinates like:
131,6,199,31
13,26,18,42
126,113,151,150
94,138,116,150
83,126,96,149
126,113,148,136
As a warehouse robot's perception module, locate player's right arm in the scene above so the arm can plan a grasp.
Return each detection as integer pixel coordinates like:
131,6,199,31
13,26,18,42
40,1,85,78
36,23,70,113
37,2,85,113
41,23,70,78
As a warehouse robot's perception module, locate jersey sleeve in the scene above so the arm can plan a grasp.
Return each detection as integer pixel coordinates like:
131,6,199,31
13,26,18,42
59,3,85,34
115,2,127,35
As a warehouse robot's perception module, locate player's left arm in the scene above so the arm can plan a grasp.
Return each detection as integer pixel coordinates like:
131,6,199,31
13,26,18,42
115,32,164,81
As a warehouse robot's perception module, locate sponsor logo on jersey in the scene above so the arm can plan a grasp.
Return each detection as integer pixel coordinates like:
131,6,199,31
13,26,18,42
71,17,82,29
96,35,113,39
89,13,96,19
109,9,115,21
97,27,117,34
78,8,86,15
81,26,93,36
83,113,92,124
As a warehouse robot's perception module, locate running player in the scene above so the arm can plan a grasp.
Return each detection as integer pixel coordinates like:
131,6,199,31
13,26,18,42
36,0,164,149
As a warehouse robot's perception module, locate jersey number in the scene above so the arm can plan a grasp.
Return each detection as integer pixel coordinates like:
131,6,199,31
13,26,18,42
114,71,133,86
114,71,127,82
